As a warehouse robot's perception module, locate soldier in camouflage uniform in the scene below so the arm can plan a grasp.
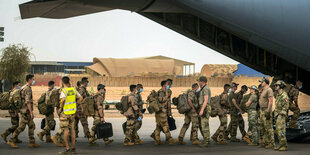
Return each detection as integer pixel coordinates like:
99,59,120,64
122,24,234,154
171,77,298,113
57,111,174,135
287,80,302,128
225,83,244,142
274,80,289,151
88,84,113,145
37,81,56,143
75,77,90,138
258,78,275,149
1,81,22,143
7,74,40,148
245,86,259,146
152,80,177,145
133,84,144,144
178,83,201,145
197,76,212,147
212,84,230,144
52,87,66,147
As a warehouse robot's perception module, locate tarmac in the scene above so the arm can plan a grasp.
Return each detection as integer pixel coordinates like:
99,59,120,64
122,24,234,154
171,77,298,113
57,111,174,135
0,117,309,155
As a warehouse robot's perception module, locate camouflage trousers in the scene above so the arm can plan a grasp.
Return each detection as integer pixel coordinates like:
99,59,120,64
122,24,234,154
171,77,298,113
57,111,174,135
259,109,275,146
89,116,111,143
154,112,173,142
247,110,259,144
124,118,139,142
39,113,55,136
213,114,227,142
178,111,199,141
226,111,246,138
75,108,90,138
275,114,287,148
288,101,300,126
199,105,211,144
2,109,19,137
9,111,36,144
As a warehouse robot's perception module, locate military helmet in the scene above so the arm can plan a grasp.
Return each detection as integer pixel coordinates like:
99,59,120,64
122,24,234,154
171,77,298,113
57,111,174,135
275,80,286,89
249,85,258,90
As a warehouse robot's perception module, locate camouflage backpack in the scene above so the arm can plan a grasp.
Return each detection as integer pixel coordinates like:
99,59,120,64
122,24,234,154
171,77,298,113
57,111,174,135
146,90,161,114
9,89,22,110
38,92,55,115
210,95,221,117
47,89,61,108
0,92,11,110
116,95,130,114
177,93,191,114
240,94,251,112
81,96,96,116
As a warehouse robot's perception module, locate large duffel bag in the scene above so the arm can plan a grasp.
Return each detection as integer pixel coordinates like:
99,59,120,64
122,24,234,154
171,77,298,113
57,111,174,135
168,116,176,131
96,122,113,139
40,118,56,131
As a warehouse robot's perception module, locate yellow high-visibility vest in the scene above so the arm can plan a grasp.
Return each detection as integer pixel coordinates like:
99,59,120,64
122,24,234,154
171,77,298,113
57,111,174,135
62,87,77,115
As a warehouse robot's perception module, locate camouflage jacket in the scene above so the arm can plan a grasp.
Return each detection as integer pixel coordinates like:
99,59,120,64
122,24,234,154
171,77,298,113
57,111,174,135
94,92,104,117
274,91,289,117
78,86,90,99
187,90,199,110
287,86,299,103
20,84,33,114
158,89,170,115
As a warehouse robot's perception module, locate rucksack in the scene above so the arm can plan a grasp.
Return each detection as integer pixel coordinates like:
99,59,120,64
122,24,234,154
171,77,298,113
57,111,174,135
38,93,51,115
0,92,11,110
210,95,221,117
116,95,129,114
9,89,22,110
240,94,251,112
47,89,61,108
176,93,191,114
81,96,96,116
146,90,161,114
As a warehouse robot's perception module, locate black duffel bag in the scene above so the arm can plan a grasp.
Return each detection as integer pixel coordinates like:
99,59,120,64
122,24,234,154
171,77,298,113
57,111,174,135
96,122,113,139
168,116,176,131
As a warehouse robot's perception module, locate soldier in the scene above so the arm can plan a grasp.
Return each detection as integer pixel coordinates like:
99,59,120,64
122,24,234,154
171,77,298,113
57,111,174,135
153,80,177,145
88,84,113,146
1,81,22,143
75,77,90,138
178,83,201,145
58,76,83,154
244,86,259,146
124,85,143,146
287,80,302,128
197,76,211,147
225,83,244,142
212,84,230,144
257,84,264,145
37,81,56,143
7,74,40,148
133,84,144,144
52,86,66,147
258,77,275,149
274,80,289,151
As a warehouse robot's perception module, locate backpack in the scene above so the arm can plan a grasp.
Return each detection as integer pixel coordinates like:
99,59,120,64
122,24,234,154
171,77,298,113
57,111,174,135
9,89,22,110
81,96,96,116
146,90,161,114
0,92,11,110
240,94,251,112
38,92,54,115
116,95,129,114
210,95,221,117
176,93,191,114
47,89,61,108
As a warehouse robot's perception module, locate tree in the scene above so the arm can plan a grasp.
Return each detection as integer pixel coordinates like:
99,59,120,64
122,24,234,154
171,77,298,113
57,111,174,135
0,44,31,85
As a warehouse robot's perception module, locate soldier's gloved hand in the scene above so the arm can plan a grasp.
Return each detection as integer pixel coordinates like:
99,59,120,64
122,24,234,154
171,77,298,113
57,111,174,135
265,112,271,120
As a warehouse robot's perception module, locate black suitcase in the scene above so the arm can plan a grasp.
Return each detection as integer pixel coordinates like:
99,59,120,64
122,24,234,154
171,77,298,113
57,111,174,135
96,122,113,139
40,118,56,131
168,117,176,131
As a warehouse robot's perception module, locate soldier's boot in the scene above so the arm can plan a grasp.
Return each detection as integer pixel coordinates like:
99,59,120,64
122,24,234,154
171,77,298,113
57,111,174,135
177,137,186,145
104,139,114,145
15,138,22,143
230,137,241,142
211,135,218,143
123,141,134,146
274,146,280,150
168,138,178,145
37,132,44,142
154,140,163,146
248,143,258,146
217,140,228,145
242,137,252,144
134,140,144,145
199,142,209,147
278,146,288,151
1,133,8,142
29,143,40,148
192,140,201,145
150,133,155,141
7,141,19,149
46,135,53,143
51,136,63,147
265,144,274,149
88,142,99,146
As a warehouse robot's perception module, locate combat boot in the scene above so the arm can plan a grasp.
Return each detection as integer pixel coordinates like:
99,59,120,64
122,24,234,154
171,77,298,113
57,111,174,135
134,140,144,145
123,141,134,146
51,136,63,147
29,143,40,148
1,133,7,142
230,137,241,142
211,135,218,143
37,132,44,142
88,142,99,146
274,146,280,150
278,146,288,151
192,140,201,145
248,143,258,146
150,133,155,141
154,140,163,145
217,141,228,145
199,142,209,147
7,141,19,149
104,139,114,145
46,135,53,143
265,144,274,149
242,137,252,144
168,138,178,145
177,137,186,145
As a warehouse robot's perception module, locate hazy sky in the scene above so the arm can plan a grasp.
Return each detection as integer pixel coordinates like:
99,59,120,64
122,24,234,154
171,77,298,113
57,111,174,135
0,0,238,73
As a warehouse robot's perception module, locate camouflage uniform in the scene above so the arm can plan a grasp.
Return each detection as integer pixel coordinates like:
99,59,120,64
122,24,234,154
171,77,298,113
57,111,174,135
198,84,211,145
134,92,143,142
153,89,174,143
225,91,239,140
53,89,65,145
9,85,36,144
89,92,112,144
213,92,228,142
1,89,20,142
259,87,275,147
287,86,300,128
257,91,264,145
38,89,55,140
124,93,140,143
247,94,259,144
178,90,200,141
274,91,289,149
76,86,90,138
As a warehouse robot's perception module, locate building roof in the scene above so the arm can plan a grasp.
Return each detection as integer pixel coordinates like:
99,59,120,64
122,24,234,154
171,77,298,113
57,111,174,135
30,61,62,66
139,55,194,65
30,61,92,66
